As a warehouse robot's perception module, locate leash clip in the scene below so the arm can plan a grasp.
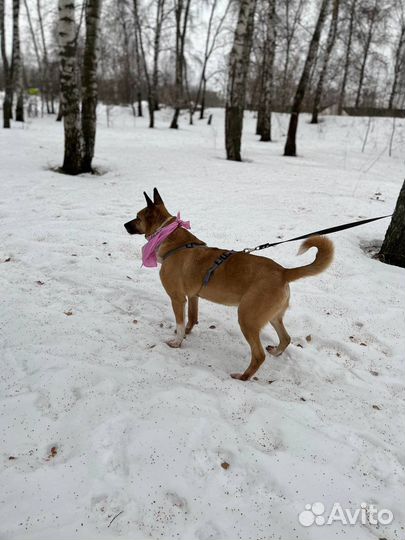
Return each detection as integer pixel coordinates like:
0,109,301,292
243,247,256,253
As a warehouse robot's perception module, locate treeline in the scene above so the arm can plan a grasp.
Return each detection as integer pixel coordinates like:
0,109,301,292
1,0,405,164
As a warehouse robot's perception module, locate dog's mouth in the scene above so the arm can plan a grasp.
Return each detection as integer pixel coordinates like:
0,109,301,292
124,219,140,235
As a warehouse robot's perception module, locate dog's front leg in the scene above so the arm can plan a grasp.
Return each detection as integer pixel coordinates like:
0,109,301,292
185,296,199,334
166,295,186,348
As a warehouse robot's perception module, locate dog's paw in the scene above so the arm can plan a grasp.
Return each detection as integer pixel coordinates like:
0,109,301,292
230,373,248,381
166,338,182,348
266,345,282,357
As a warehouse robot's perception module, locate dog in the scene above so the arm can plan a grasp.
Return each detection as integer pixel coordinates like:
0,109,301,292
124,188,334,381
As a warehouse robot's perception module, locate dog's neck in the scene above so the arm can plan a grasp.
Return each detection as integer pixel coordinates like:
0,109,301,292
157,226,203,259
146,215,175,240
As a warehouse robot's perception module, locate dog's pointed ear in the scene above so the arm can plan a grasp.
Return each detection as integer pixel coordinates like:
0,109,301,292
144,191,154,208
153,188,163,205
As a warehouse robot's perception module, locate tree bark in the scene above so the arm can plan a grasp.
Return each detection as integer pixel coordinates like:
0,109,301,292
379,180,405,268
337,0,356,115
150,0,166,126
284,0,329,157
355,0,378,108
1,0,13,128
388,23,405,109
225,0,257,161
258,0,276,141
310,0,339,124
12,0,24,122
58,0,84,174
81,0,101,173
170,0,192,129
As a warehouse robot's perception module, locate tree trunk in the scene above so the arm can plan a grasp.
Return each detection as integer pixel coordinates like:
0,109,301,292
199,76,206,119
81,0,101,173
37,0,50,114
337,0,356,115
170,0,192,129
355,0,378,108
1,0,13,128
225,0,257,161
378,180,405,268
284,0,329,157
150,0,165,125
388,23,405,109
311,0,339,124
58,0,84,174
259,0,276,141
12,0,24,122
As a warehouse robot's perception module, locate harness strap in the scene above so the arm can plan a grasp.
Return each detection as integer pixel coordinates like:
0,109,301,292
203,250,236,286
161,242,206,261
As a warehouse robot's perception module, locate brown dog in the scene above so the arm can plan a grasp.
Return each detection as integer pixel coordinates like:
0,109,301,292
124,189,334,381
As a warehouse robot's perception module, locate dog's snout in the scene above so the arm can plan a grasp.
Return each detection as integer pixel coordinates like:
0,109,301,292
124,219,139,235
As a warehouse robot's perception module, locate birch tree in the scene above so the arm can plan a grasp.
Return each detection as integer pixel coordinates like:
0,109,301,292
310,0,339,124
12,0,23,122
256,0,276,141
58,0,101,174
58,0,83,174
284,0,329,157
225,0,256,161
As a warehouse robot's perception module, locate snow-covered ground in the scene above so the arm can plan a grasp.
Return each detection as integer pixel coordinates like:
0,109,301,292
0,108,404,540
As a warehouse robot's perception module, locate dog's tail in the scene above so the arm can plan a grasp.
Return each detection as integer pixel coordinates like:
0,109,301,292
284,236,334,283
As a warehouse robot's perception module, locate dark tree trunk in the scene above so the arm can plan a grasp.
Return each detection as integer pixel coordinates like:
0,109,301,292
225,0,257,161
81,0,101,173
338,0,356,115
284,0,329,157
170,0,192,129
311,0,339,124
379,180,405,268
259,0,276,142
355,0,378,108
1,0,13,128
199,76,206,120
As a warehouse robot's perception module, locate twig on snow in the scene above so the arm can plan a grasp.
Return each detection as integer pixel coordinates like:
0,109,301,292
108,511,124,528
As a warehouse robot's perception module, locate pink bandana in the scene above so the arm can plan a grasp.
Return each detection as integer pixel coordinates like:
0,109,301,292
142,212,191,267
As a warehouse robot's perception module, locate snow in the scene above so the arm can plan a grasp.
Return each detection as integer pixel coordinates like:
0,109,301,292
0,107,404,540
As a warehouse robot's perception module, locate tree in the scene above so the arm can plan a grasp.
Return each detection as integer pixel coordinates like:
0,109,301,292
1,0,13,127
337,0,356,115
58,0,84,174
169,0,192,129
192,0,232,122
81,0,102,172
354,0,378,108
58,0,101,174
388,4,405,109
310,0,339,124
284,0,329,157
256,0,276,141
225,0,257,161
379,180,405,268
12,0,24,122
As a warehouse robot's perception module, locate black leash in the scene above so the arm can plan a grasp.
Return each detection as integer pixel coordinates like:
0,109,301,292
204,214,392,285
242,214,392,253
159,214,392,287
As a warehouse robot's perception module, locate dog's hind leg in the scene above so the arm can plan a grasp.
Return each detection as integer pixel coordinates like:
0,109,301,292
267,315,291,356
185,296,199,334
166,295,186,348
231,293,272,381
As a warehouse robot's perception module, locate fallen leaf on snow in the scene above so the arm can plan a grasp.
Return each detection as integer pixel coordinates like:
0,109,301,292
221,462,230,470
64,311,73,316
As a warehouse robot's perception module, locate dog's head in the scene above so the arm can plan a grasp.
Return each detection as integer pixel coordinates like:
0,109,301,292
124,188,171,237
